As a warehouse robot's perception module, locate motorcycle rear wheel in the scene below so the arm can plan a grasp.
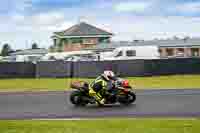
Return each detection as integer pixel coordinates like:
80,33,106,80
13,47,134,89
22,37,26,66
70,91,87,106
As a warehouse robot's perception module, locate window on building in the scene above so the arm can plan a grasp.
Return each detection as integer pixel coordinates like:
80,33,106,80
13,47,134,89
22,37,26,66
98,37,109,43
115,51,123,57
191,48,199,57
176,48,185,57
166,48,174,56
83,38,95,44
126,50,136,57
53,39,57,46
71,38,83,44
177,48,184,52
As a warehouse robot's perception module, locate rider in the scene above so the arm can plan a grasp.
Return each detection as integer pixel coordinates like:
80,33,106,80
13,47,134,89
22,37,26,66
89,70,116,105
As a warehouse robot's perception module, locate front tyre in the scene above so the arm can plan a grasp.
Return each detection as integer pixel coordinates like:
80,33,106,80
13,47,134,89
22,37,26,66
70,91,87,106
127,91,136,104
118,91,136,105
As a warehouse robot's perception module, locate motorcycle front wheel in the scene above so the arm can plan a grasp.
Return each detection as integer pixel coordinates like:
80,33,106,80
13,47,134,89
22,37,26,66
127,91,136,103
118,91,136,105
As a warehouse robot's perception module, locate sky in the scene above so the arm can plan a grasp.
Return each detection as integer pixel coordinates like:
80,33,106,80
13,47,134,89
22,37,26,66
1,0,200,50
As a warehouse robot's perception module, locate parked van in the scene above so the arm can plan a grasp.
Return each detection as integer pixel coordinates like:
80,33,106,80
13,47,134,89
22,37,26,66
102,46,160,60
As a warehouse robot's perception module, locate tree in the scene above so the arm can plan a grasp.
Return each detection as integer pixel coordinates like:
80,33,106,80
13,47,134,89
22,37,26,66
32,43,38,49
1,44,12,56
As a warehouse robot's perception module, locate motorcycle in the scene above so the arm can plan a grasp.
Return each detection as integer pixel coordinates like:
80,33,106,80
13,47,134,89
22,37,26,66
69,77,136,106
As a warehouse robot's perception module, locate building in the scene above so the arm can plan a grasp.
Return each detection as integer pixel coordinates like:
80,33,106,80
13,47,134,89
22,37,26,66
10,48,48,56
85,38,200,58
51,22,113,52
155,39,200,58
8,48,48,62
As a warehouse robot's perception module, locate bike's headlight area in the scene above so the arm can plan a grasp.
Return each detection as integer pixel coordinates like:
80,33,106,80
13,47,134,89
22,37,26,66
122,80,129,87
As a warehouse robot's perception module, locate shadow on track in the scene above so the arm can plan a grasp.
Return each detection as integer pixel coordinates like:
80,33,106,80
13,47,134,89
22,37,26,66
71,103,137,110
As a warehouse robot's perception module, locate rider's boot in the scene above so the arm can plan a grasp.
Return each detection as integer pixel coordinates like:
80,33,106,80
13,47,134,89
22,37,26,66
89,89,105,106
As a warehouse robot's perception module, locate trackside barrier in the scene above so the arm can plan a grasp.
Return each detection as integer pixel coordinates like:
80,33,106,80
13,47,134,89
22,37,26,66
0,62,35,78
35,61,71,78
0,58,200,78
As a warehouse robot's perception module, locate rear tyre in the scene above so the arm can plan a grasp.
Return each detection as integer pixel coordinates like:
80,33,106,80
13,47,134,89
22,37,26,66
70,91,87,106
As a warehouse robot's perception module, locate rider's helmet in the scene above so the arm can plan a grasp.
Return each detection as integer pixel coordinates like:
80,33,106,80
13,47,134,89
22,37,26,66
102,70,115,81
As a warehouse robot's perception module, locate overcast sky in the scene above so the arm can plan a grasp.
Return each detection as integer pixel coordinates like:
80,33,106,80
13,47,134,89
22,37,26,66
1,0,200,50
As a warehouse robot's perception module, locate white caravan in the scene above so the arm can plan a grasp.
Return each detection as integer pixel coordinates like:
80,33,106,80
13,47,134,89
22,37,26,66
102,46,160,60
41,50,95,61
1,54,43,63
16,55,43,62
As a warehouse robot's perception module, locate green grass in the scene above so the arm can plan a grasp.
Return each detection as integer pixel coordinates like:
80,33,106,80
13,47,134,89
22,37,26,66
0,74,200,91
127,75,200,89
0,119,199,133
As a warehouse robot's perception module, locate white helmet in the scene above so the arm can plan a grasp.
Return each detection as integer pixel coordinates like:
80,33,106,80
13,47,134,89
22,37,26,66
102,70,115,80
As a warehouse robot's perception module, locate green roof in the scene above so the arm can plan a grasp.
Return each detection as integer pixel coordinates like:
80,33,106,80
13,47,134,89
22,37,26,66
54,22,113,37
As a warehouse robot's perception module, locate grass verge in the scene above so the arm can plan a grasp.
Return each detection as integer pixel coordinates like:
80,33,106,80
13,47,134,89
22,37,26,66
0,119,199,133
0,74,200,91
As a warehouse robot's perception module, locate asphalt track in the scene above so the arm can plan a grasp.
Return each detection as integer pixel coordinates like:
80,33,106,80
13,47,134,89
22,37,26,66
0,89,200,119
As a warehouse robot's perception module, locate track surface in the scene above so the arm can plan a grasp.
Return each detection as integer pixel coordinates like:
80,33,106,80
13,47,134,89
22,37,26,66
0,89,200,119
